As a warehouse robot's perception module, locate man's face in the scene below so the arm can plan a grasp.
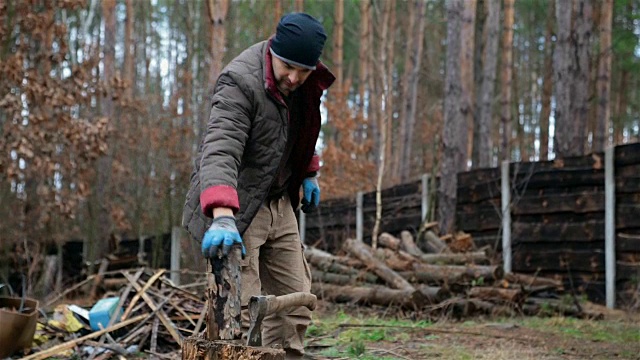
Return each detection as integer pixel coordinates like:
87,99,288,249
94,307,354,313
272,56,313,96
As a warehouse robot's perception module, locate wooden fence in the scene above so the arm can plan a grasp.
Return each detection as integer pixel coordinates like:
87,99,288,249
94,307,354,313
304,143,640,308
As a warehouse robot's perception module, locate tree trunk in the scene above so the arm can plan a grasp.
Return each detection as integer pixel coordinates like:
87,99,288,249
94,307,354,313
499,0,514,162
357,0,370,120
294,0,303,12
594,0,613,152
332,0,344,88
570,0,593,155
439,0,464,235
123,0,135,98
554,0,575,158
460,0,476,170
538,0,555,161
476,0,500,168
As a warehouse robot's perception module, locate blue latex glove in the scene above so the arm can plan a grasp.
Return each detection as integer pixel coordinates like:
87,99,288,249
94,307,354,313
201,216,245,259
301,177,320,213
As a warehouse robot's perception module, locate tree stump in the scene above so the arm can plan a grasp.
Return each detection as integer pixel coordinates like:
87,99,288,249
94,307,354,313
181,338,285,360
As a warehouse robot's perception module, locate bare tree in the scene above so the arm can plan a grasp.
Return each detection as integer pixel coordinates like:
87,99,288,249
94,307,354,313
499,0,514,162
594,0,613,152
439,0,464,235
539,0,555,160
553,0,575,158
475,0,500,168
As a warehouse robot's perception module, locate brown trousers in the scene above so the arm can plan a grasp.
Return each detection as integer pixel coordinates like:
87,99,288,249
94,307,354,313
240,194,312,358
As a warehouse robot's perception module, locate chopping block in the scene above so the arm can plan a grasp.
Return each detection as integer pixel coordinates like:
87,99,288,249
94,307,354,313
181,249,316,360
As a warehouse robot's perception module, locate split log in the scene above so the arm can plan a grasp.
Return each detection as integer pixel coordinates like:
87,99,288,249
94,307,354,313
344,238,414,291
311,283,426,308
400,231,424,257
310,270,378,286
181,337,284,360
421,231,450,253
467,286,523,303
304,246,363,268
207,250,242,341
400,264,504,284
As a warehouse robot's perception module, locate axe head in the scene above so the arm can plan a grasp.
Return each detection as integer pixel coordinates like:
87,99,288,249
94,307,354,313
246,295,270,346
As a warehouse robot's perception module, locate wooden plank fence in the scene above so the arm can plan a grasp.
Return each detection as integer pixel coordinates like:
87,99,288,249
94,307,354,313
304,143,640,308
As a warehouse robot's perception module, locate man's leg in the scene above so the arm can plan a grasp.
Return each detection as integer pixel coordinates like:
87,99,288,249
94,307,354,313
239,203,271,337
259,195,312,358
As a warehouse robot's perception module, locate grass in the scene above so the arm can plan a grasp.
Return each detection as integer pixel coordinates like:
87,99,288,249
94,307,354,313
309,307,640,359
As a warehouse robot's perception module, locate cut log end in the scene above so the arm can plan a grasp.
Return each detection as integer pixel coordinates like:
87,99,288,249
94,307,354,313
181,337,285,360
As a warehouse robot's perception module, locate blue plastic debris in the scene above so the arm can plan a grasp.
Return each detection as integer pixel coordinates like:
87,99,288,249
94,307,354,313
89,297,122,331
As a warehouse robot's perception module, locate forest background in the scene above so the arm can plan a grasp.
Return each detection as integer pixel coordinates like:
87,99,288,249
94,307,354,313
1,0,639,295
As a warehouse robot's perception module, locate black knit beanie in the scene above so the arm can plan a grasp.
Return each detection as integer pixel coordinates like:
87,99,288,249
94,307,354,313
270,13,327,70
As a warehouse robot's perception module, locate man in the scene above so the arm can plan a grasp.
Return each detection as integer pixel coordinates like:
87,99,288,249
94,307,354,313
182,13,334,359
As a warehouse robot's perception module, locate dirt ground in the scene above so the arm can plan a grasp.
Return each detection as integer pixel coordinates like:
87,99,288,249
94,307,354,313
305,301,640,360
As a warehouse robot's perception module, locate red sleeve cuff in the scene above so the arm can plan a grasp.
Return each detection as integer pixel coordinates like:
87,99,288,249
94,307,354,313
307,154,320,173
200,185,240,217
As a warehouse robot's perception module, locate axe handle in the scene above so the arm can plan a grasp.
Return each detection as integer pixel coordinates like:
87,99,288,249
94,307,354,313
268,293,317,315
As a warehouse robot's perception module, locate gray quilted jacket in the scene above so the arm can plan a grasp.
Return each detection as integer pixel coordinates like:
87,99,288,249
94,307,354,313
182,40,335,242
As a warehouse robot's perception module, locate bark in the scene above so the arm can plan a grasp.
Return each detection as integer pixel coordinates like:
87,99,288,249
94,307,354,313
421,230,450,254
554,0,575,157
460,0,476,169
418,251,488,265
538,0,555,161
274,0,282,26
311,283,428,308
304,246,364,268
310,270,377,286
332,0,344,87
503,273,563,288
476,0,500,168
594,0,613,152
207,253,242,341
357,0,370,119
182,337,284,359
399,230,424,257
468,286,523,303
374,247,416,271
499,0,514,162
439,0,464,235
294,0,303,12
570,0,593,155
344,238,414,291
400,264,504,284
377,232,400,251
123,0,134,98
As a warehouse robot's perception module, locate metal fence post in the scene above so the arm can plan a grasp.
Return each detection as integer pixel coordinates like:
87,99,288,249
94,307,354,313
501,161,512,274
171,226,181,286
422,174,430,221
605,146,616,308
356,191,363,242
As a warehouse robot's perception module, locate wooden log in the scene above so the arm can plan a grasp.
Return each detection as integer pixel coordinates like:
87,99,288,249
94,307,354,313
344,238,415,291
304,248,376,282
374,248,416,271
311,283,426,308
304,246,363,268
310,270,377,286
422,231,450,253
467,286,523,303
399,264,504,284
208,250,242,341
418,251,488,265
181,337,284,360
378,233,400,250
504,273,563,288
400,231,424,257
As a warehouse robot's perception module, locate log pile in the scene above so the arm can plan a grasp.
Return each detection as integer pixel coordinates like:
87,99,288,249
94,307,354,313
307,230,607,319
